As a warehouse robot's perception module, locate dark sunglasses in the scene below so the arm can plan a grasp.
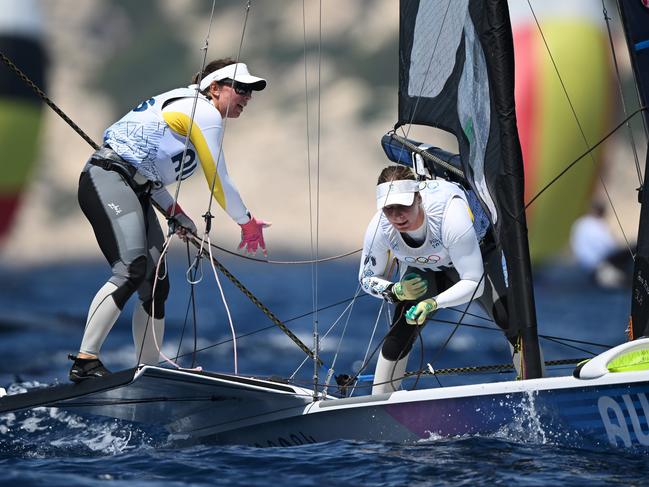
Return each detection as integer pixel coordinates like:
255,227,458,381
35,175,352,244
220,79,253,96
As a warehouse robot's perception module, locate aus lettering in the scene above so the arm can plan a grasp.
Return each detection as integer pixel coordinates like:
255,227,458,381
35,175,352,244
598,393,649,447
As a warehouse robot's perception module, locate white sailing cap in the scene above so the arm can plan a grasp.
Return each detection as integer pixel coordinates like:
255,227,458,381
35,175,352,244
198,63,267,91
376,180,420,209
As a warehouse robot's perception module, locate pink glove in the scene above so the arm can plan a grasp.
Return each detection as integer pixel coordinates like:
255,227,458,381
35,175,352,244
238,216,271,256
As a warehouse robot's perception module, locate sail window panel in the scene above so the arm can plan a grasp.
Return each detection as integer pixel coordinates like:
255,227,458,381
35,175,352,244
408,0,469,99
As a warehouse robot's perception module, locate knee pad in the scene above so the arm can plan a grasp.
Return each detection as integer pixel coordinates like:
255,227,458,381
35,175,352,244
142,274,169,319
382,335,414,362
112,256,148,309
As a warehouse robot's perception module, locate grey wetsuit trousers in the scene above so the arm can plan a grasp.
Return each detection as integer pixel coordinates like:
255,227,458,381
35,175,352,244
78,163,169,318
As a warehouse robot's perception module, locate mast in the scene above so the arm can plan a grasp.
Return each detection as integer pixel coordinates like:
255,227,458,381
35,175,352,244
618,0,649,339
397,0,542,377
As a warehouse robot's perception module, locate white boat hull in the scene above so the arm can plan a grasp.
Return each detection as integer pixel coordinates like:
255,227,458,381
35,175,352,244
3,340,649,450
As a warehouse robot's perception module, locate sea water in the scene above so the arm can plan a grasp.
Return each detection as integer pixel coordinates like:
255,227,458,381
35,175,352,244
0,254,646,486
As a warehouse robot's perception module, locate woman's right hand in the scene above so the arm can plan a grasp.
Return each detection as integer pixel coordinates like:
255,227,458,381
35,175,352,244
393,273,427,301
166,203,197,241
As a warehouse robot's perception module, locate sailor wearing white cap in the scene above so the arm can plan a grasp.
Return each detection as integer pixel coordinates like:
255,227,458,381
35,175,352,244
71,58,270,382
359,165,487,394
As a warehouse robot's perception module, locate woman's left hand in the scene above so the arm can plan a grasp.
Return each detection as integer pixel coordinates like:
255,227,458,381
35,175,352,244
406,298,438,325
238,215,271,256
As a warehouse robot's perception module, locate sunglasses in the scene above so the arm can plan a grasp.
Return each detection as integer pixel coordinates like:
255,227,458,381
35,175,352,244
220,79,253,96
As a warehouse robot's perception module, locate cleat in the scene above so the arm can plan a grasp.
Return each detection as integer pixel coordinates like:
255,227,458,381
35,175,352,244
68,354,111,383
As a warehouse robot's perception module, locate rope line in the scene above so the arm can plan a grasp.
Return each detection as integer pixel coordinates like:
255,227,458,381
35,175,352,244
406,357,589,377
204,240,361,264
188,237,323,366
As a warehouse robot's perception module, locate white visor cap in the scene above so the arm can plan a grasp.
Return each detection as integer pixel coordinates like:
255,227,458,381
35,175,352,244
198,63,267,91
376,180,420,210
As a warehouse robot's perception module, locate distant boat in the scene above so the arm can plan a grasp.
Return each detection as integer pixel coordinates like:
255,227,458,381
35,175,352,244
0,0,46,245
1,0,649,451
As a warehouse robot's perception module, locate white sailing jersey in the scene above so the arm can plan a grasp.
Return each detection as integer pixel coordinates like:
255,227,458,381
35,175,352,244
103,87,249,223
359,179,485,309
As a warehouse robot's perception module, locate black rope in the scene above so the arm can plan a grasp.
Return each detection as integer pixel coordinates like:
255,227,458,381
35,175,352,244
406,357,589,377
205,240,361,264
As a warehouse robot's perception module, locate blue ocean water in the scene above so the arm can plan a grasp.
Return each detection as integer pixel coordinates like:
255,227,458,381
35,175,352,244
0,252,646,486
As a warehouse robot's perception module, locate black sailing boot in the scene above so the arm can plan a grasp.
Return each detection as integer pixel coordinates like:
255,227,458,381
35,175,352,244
68,354,111,383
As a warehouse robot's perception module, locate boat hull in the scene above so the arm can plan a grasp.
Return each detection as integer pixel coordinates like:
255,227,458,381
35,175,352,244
203,373,649,450
2,366,648,450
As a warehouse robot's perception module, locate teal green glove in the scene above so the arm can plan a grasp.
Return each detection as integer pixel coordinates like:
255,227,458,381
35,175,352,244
405,298,438,325
393,273,428,301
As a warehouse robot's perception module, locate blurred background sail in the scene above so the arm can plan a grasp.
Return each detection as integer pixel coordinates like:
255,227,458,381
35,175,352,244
509,0,613,263
0,0,47,246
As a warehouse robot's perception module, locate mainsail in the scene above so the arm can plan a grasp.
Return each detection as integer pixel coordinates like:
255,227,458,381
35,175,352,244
620,0,649,339
397,0,542,378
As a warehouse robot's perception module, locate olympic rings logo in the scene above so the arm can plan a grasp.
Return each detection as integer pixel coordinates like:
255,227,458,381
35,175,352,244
404,255,441,264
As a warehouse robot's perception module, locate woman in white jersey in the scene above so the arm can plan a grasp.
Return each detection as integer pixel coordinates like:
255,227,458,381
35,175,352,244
69,58,270,382
359,165,513,394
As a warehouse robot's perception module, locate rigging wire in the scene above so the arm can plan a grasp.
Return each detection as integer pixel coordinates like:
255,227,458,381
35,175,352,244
201,1,252,219
168,0,218,220
301,0,316,336
188,236,322,366
143,0,221,371
349,300,386,396
207,233,239,373
310,0,324,401
174,242,200,368
197,1,254,373
164,286,609,370
301,0,321,400
173,294,367,364
289,297,358,380
321,285,364,395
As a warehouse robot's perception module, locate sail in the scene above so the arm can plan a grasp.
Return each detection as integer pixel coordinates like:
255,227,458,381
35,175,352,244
398,0,542,378
619,0,649,339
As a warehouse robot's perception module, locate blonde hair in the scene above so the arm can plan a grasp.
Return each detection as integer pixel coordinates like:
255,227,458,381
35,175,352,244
377,165,415,184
